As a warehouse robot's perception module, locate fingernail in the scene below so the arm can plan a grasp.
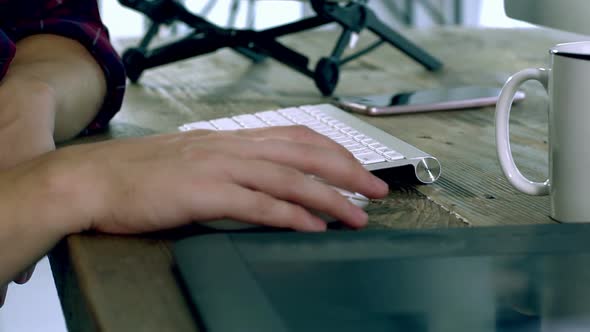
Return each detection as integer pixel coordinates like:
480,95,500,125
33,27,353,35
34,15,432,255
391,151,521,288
15,266,35,284
373,177,389,192
307,216,327,232
15,274,27,284
352,207,369,227
14,272,31,284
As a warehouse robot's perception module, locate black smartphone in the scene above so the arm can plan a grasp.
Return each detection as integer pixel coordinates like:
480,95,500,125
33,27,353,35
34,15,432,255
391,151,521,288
333,86,525,116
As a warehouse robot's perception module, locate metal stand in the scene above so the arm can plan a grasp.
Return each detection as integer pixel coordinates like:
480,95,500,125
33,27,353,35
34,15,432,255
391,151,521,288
118,0,443,96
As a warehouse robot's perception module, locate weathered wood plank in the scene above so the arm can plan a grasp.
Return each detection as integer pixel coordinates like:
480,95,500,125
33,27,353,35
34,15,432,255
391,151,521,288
65,235,196,332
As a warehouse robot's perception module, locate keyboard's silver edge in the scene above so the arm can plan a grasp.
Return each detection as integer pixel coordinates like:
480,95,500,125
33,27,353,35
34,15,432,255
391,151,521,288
309,104,441,183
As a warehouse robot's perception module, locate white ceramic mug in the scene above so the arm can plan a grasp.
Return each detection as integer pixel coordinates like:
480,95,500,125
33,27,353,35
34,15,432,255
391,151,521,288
496,41,590,223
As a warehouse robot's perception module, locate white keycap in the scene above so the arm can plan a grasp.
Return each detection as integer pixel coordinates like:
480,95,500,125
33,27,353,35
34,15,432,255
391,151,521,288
234,114,267,128
384,151,404,161
211,118,242,130
355,151,387,164
257,111,294,126
278,108,314,123
182,121,216,131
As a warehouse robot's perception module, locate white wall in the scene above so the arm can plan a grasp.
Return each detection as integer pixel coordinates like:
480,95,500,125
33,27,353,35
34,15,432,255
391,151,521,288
98,0,532,39
101,0,305,38
478,0,533,28
0,257,67,332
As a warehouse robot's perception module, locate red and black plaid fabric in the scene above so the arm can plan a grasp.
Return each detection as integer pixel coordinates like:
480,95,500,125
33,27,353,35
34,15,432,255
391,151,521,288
0,0,126,135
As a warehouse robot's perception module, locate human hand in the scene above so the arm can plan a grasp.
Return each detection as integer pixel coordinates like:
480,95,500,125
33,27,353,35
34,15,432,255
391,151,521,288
0,265,35,308
51,126,388,234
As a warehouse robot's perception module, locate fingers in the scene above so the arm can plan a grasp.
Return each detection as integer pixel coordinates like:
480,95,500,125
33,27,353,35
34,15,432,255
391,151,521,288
13,272,29,284
261,138,387,198
183,126,353,160
14,264,35,284
172,126,387,198
191,133,388,198
0,284,6,308
86,124,389,234
228,160,370,228
246,127,388,197
195,183,328,232
235,126,350,153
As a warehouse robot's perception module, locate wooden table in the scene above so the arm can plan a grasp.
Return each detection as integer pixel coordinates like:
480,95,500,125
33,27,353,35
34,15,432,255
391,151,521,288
49,27,586,331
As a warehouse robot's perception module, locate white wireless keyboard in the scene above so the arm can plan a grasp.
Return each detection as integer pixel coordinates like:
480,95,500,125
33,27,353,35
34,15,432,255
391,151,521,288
179,104,441,184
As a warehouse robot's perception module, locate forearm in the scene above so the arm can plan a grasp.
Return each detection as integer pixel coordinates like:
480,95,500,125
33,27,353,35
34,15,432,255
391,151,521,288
0,34,107,169
7,34,107,141
0,78,56,168
0,33,109,295
0,153,87,285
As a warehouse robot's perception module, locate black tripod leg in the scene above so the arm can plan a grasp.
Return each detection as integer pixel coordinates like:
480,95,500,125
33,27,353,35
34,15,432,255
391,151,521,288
233,46,267,63
123,33,232,83
365,11,442,71
330,29,352,59
314,29,352,95
138,23,160,50
252,38,313,77
122,22,161,82
144,35,230,69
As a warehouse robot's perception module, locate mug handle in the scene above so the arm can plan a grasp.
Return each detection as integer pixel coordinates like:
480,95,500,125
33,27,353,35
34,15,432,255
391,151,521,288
495,68,550,196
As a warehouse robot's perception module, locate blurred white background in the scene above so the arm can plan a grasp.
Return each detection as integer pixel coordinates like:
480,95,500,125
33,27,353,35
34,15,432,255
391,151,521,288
0,0,532,331
99,0,531,39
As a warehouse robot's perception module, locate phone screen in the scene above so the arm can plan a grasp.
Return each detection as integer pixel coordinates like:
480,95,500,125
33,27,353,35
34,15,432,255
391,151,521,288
334,86,523,115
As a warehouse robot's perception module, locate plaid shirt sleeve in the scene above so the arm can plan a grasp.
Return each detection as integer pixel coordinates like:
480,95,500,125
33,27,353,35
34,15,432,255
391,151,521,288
0,0,126,135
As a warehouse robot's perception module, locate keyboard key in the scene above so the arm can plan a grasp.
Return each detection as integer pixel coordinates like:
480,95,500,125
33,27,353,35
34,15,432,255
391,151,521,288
338,139,355,145
351,147,371,154
328,133,346,141
355,151,387,164
354,134,367,141
182,121,216,131
278,108,315,123
341,128,357,134
384,151,404,160
257,111,294,126
211,118,242,130
344,143,363,150
234,114,267,128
